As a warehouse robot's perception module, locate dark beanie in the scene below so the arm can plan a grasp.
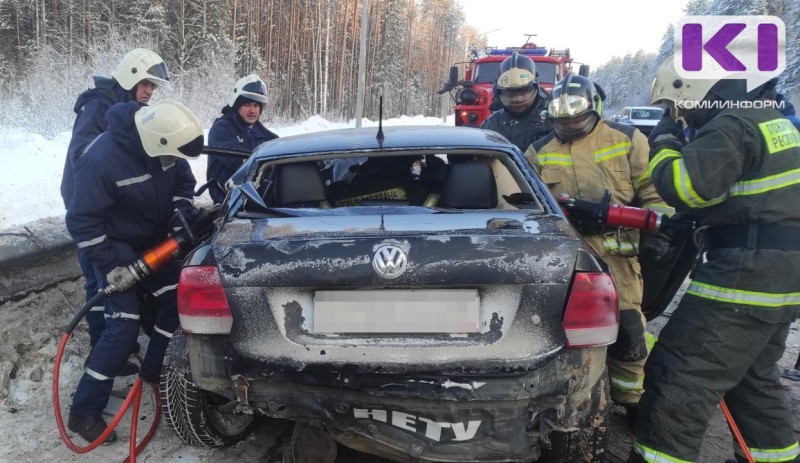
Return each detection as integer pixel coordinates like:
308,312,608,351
233,96,264,111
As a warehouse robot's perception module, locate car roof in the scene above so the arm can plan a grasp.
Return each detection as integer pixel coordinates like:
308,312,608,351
250,126,517,161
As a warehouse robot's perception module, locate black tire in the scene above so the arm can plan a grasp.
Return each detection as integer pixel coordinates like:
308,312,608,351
160,330,260,448
539,372,610,463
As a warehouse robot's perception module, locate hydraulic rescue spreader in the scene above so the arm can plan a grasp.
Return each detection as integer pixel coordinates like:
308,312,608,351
556,189,694,238
53,205,219,463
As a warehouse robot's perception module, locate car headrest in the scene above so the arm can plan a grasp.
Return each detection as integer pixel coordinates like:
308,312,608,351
276,162,327,207
438,162,497,209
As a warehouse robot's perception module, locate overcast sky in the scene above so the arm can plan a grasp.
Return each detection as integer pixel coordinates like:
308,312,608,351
457,0,691,68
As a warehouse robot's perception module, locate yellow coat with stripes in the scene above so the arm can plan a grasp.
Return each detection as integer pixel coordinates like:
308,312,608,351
525,119,673,259
525,119,672,405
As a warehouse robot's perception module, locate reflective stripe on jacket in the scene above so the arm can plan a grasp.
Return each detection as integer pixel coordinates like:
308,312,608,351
648,107,800,321
526,119,673,257
66,102,197,274
60,77,131,208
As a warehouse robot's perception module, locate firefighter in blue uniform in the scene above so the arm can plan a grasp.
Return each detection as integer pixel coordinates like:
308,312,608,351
629,56,800,463
65,99,203,444
480,52,551,153
207,74,279,204
61,48,170,353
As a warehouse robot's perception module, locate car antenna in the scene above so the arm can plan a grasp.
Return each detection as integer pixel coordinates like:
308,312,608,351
376,96,385,145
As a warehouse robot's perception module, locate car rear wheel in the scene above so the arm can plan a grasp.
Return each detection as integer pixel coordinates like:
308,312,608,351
160,330,260,448
539,371,610,463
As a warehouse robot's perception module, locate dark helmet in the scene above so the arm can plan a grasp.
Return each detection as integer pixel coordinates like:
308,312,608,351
548,73,605,141
496,52,538,114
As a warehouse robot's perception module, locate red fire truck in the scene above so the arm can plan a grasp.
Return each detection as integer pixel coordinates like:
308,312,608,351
441,42,589,127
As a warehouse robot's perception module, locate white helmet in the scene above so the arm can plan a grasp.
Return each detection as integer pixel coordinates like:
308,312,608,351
650,55,717,121
112,48,170,91
134,99,204,159
228,74,269,108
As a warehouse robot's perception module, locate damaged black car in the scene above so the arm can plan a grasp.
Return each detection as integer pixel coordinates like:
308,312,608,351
159,125,619,462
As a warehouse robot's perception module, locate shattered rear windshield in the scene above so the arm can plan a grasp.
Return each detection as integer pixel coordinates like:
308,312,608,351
234,151,544,216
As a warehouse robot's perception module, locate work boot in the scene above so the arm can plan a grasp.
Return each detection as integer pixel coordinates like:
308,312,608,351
624,405,638,430
68,413,117,444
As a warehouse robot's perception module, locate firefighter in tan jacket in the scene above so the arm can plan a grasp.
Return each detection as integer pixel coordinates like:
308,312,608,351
525,73,673,419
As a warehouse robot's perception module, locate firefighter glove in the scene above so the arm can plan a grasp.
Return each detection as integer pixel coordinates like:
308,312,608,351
138,363,161,384
106,266,138,292
640,232,672,261
660,212,696,240
171,207,201,228
648,114,685,146
559,191,610,236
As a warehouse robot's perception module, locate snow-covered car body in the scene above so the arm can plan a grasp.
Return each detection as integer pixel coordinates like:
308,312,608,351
162,126,619,462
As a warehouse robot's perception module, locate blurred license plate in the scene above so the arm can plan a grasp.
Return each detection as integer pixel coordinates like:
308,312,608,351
313,290,480,334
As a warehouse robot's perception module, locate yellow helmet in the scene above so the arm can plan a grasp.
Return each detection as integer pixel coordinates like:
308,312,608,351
135,99,204,159
497,52,538,91
650,55,717,121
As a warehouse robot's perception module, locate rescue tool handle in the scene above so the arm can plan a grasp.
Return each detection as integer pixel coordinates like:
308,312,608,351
142,239,182,272
556,190,695,238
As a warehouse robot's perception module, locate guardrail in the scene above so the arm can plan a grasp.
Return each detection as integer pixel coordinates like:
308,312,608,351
0,216,81,303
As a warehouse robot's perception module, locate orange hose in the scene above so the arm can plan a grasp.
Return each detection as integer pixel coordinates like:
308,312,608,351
720,399,755,463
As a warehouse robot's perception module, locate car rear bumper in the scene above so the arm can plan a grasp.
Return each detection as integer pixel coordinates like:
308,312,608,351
187,333,607,462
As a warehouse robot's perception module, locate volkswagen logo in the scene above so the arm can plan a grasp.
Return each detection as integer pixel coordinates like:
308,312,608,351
372,244,408,279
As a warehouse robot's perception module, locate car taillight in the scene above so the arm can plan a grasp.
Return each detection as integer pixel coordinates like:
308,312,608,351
177,265,232,334
562,272,619,348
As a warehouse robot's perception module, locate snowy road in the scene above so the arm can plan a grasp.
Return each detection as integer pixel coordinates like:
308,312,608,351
1,276,798,462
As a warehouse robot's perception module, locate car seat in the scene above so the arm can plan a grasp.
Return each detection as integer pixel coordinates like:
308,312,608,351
438,161,498,209
275,162,329,208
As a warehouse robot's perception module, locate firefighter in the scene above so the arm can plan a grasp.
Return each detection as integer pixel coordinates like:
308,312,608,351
60,48,170,362
525,73,673,421
65,99,203,444
481,52,551,153
628,57,800,463
207,74,279,204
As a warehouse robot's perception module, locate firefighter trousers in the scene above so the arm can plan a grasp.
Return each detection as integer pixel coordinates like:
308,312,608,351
77,248,105,345
631,295,800,463
603,254,649,406
71,242,180,417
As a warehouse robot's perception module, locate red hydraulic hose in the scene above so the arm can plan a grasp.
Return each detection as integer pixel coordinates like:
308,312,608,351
129,383,140,462
122,383,162,463
720,399,755,463
53,332,143,454
52,291,161,461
